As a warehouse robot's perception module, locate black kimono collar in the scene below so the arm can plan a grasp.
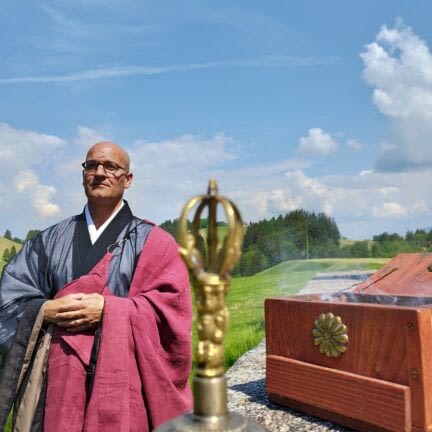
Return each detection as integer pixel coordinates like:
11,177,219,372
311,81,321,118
72,202,134,279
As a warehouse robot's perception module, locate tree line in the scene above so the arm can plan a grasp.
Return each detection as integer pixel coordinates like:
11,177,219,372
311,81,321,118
340,230,432,258
236,210,340,275
2,229,24,245
160,210,341,276
160,212,432,276
3,220,432,277
2,229,41,245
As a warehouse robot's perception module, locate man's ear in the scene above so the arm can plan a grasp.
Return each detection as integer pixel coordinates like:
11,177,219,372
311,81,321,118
124,172,133,189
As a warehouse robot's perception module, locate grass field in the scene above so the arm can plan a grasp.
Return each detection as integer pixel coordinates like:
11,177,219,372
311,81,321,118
0,237,22,254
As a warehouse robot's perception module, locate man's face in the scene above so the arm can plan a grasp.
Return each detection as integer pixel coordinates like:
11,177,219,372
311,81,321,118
82,143,133,204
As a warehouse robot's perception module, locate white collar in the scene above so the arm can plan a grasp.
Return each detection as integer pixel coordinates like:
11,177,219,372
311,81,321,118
84,201,125,245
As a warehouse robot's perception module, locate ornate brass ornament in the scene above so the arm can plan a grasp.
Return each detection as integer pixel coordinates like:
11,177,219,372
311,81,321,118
155,180,266,431
178,179,243,378
313,312,348,358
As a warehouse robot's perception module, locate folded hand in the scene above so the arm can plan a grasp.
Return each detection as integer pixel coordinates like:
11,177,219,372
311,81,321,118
43,293,104,332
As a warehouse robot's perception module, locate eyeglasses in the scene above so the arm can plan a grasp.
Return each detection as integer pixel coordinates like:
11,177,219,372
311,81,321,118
81,160,128,174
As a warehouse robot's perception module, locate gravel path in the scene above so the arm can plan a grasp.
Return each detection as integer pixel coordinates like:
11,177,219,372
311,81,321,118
226,271,373,431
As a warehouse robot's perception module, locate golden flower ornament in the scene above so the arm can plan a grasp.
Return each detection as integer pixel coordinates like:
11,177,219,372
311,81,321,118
313,312,348,358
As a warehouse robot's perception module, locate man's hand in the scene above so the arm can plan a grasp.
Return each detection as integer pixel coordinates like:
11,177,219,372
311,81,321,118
43,293,104,332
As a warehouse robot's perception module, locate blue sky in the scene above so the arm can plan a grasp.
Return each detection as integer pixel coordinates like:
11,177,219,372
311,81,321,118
1,0,432,239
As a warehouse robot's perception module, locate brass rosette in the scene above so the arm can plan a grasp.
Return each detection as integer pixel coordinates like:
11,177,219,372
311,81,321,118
313,312,348,358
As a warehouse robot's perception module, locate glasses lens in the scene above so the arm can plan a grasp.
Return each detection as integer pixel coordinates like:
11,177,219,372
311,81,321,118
83,160,99,171
103,161,120,172
82,160,123,173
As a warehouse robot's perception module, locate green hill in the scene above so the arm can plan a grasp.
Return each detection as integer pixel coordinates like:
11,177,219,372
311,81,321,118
0,237,22,272
0,237,21,252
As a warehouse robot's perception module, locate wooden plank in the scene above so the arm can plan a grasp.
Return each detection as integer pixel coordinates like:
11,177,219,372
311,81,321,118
405,309,432,431
267,355,411,432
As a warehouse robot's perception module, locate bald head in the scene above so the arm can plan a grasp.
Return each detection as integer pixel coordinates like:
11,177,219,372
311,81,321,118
82,141,133,210
86,141,130,171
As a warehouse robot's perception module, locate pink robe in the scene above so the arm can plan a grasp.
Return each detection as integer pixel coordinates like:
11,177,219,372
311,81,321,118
44,226,193,431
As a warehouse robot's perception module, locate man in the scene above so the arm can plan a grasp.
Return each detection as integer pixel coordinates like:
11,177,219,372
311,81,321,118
0,142,192,431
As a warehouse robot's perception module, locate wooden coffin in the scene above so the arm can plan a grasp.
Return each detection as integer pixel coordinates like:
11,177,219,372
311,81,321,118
265,253,432,432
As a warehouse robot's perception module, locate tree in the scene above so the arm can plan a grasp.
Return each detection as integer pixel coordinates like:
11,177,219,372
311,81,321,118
25,229,41,243
2,248,10,263
239,209,342,275
239,247,269,276
350,240,372,258
9,246,17,261
3,229,11,240
159,218,192,242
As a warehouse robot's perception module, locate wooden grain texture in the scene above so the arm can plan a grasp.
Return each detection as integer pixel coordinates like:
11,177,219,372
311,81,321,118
265,297,432,431
267,355,411,432
405,310,432,430
354,253,432,296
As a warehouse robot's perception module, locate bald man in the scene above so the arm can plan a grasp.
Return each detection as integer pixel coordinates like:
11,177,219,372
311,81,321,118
0,142,193,431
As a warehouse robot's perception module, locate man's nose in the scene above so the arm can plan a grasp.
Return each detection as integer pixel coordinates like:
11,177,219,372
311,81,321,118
95,163,106,175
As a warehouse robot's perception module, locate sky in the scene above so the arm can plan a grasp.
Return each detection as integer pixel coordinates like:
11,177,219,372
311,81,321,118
1,1,432,240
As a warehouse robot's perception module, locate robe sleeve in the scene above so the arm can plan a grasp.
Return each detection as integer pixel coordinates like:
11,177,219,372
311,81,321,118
129,226,193,425
90,226,193,431
0,235,49,354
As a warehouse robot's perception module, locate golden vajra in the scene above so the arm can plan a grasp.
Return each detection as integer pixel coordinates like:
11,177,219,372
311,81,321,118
178,179,244,378
313,312,348,358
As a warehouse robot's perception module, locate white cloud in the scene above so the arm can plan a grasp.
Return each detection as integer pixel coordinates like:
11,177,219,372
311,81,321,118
0,57,339,86
0,122,65,165
285,170,328,196
379,186,399,195
73,126,109,149
298,128,338,155
233,167,432,238
15,170,39,193
267,189,303,214
131,133,237,170
14,169,61,218
372,202,407,218
346,139,364,151
412,200,428,215
2,121,432,241
361,22,432,171
0,124,66,234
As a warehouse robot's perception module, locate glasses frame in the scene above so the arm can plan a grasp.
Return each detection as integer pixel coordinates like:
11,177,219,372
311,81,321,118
81,160,128,175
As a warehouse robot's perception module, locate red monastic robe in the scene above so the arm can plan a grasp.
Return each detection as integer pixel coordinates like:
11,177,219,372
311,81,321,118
44,226,192,431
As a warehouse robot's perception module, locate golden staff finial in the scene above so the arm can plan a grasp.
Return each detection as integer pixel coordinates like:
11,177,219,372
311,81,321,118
155,180,266,432
178,179,243,379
